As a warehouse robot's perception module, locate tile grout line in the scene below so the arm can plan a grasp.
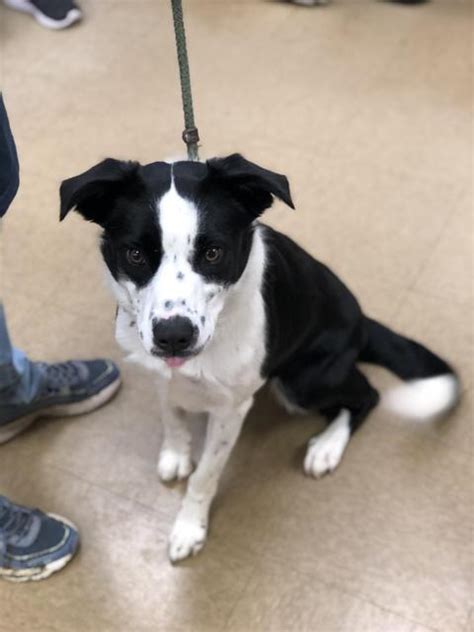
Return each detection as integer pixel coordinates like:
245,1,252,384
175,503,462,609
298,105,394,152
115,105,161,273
464,607,473,632
220,564,263,632
405,285,473,307
406,187,467,295
40,450,462,632
260,551,444,632
389,187,468,323
43,458,179,536
43,456,266,620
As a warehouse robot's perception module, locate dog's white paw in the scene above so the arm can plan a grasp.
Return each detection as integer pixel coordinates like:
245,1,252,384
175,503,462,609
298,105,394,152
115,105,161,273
168,519,207,563
304,410,351,478
157,449,193,482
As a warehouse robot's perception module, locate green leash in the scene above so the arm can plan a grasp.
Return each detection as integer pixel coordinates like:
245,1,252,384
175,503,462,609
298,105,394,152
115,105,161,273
170,0,200,161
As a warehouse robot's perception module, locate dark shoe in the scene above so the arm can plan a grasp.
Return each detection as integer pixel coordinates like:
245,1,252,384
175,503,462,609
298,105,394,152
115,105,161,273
0,495,79,582
3,0,82,29
0,359,121,444
290,0,329,5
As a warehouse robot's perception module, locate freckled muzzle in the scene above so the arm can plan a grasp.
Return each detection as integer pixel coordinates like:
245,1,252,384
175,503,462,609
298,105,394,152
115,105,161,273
152,316,198,357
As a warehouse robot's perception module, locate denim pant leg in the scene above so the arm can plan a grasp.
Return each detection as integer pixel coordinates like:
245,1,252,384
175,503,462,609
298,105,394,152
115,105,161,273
0,304,44,405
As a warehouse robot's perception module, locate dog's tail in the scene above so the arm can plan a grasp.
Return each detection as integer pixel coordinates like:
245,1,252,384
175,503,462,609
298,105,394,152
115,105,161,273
360,317,460,420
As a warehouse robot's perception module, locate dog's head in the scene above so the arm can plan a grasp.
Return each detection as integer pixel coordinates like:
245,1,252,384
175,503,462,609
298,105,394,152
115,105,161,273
60,154,293,367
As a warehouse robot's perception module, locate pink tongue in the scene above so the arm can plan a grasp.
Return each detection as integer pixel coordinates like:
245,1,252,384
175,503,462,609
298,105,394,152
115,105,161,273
165,357,187,369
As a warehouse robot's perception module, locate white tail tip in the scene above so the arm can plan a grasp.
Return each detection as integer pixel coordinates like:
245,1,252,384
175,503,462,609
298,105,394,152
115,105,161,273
382,374,460,420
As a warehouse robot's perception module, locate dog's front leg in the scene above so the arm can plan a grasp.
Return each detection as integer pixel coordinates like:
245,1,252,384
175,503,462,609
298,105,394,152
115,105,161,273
157,399,194,483
168,397,253,563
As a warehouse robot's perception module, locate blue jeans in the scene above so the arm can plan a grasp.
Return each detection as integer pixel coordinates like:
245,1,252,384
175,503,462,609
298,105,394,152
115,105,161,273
0,304,44,408
0,94,44,409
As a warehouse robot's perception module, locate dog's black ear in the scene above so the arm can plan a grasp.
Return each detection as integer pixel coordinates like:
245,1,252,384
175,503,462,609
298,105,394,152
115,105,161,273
60,158,143,225
206,154,294,218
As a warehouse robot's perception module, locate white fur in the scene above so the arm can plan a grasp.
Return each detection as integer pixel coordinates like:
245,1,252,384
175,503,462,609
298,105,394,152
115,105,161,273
304,409,351,478
157,449,194,482
156,403,194,482
169,518,208,563
106,184,268,561
382,374,459,420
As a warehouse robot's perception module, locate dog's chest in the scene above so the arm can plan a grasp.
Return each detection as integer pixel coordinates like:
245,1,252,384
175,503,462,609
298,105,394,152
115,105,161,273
166,332,266,412
167,372,227,412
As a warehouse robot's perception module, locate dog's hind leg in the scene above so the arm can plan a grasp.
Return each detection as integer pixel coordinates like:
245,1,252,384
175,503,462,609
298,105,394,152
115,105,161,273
303,368,379,478
303,408,352,478
277,366,379,478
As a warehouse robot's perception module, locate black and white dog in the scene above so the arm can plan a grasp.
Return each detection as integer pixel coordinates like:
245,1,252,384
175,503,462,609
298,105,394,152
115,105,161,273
60,154,459,562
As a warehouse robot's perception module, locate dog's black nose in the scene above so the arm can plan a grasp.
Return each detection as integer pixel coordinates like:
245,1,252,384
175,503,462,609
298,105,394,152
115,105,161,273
153,317,196,354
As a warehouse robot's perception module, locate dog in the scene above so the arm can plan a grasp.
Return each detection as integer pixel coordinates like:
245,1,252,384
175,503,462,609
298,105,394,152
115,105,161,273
60,154,459,562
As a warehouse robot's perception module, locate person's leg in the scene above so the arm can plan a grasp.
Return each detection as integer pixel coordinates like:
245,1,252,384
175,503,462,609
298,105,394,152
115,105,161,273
0,93,120,581
0,293,80,583
0,303,45,405
0,303,121,581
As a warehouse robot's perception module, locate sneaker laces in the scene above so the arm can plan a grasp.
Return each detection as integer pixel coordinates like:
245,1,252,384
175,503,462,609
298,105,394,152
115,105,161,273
37,361,86,396
0,496,35,555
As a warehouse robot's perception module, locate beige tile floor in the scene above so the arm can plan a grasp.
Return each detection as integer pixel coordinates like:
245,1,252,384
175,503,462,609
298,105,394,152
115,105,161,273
0,1,472,630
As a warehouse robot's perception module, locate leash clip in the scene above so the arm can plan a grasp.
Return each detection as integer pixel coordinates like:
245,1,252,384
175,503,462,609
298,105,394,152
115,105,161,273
182,127,200,145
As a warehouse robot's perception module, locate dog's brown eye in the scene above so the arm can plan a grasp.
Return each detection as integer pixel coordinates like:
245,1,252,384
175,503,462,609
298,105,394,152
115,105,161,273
204,246,223,264
126,248,146,266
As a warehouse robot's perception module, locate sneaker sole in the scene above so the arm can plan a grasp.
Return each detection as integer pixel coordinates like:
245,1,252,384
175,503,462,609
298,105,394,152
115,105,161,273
0,377,121,445
0,514,79,582
290,0,329,5
3,0,82,29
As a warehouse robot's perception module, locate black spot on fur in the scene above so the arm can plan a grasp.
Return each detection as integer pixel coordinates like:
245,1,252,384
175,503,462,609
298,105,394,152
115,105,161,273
129,320,136,327
164,300,173,310
177,272,184,280
200,316,206,325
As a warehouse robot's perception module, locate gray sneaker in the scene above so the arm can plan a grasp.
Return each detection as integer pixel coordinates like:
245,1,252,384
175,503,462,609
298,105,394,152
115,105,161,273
0,495,79,582
0,359,121,444
290,0,329,6
2,0,82,30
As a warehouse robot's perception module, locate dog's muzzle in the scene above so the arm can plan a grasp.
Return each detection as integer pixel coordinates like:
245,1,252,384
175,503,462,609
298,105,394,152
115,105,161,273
152,316,198,363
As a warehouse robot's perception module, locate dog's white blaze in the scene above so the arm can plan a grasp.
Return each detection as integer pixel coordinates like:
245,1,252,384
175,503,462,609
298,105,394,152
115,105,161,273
158,183,198,257
150,184,199,319
134,183,212,352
